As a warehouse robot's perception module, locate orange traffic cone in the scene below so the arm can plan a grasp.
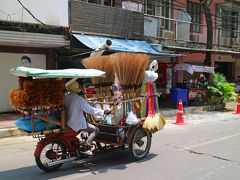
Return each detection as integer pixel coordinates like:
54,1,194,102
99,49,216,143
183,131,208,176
174,99,187,125
234,96,240,114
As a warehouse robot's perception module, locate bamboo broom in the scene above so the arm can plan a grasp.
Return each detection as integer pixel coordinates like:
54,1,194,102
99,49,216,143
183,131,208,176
111,52,149,99
82,55,115,97
134,54,149,96
143,83,154,131
143,82,166,133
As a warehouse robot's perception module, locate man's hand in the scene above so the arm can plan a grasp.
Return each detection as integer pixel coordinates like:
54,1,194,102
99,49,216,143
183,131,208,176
104,110,111,115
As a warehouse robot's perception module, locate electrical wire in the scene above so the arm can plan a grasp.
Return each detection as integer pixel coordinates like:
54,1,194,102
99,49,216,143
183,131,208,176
17,0,46,26
16,0,66,35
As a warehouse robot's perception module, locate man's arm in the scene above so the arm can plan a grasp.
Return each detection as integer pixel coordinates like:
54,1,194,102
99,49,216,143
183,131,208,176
79,96,104,116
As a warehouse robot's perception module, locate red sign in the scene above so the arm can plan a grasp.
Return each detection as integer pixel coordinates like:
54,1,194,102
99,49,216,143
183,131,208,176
188,88,207,101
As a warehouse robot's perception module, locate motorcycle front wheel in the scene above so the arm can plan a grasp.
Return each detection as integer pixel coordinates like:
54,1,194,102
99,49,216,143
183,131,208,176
35,140,67,172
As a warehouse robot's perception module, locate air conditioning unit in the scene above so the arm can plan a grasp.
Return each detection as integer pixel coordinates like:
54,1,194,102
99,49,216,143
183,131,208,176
158,29,174,40
190,35,199,42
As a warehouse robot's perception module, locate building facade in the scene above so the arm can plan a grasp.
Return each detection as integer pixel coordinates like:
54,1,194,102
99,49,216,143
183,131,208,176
0,0,69,112
1,0,240,111
143,0,240,103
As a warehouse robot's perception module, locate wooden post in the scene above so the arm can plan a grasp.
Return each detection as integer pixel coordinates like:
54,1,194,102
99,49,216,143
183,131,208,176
31,114,35,133
61,109,65,130
113,103,117,125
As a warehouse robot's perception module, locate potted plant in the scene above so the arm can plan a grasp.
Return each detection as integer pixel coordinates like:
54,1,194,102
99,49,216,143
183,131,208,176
207,73,238,110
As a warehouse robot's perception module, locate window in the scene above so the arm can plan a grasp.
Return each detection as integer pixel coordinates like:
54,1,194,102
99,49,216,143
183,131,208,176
144,0,173,30
82,0,113,6
187,1,201,33
222,10,238,38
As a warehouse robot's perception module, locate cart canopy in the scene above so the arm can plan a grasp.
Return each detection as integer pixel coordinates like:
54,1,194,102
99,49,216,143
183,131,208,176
10,66,106,79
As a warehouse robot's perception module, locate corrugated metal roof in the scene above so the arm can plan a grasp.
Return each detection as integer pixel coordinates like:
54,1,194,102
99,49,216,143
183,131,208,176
0,30,69,48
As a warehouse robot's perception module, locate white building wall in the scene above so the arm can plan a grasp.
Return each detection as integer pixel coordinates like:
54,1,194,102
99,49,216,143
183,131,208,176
0,53,46,112
0,0,69,27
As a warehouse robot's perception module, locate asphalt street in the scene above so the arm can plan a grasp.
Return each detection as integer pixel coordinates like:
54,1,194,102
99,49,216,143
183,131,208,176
0,111,240,180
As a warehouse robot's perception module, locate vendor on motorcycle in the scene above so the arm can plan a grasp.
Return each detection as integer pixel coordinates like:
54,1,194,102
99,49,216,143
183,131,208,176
65,80,110,155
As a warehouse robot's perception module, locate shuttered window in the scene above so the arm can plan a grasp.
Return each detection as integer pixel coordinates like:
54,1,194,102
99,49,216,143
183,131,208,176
144,0,173,30
187,1,201,33
82,0,113,6
222,10,238,38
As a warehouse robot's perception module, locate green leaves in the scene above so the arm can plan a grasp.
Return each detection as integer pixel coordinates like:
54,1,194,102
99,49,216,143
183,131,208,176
212,73,227,85
207,73,238,104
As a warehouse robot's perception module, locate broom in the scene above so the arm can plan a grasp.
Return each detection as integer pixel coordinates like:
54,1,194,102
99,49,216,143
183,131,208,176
135,55,149,96
143,82,166,133
111,53,149,99
82,55,115,97
153,83,166,131
143,82,154,131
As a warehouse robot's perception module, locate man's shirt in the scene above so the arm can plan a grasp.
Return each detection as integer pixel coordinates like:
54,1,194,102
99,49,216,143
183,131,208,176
65,92,104,132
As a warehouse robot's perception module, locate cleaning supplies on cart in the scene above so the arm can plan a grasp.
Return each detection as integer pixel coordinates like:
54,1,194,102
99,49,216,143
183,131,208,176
143,60,159,84
118,128,125,139
94,103,105,120
115,102,124,120
105,114,113,125
126,102,139,125
143,82,166,133
142,60,166,133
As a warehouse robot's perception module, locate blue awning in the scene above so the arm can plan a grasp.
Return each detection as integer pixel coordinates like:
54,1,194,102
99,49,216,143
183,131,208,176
73,34,180,56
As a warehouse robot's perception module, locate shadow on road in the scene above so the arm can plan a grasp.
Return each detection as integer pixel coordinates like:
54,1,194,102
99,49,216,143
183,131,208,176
0,148,157,180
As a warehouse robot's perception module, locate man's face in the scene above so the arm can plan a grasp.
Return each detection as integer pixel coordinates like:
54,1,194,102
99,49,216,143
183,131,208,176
21,57,31,67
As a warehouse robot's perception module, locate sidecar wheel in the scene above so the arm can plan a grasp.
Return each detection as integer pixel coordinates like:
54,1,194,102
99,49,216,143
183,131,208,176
129,127,151,160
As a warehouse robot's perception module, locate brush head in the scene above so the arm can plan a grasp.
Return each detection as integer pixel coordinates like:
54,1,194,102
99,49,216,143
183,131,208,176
111,52,149,86
82,55,115,84
82,55,115,96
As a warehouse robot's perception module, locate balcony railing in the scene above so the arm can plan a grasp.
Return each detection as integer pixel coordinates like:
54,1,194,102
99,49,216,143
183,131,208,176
144,14,240,50
70,1,144,39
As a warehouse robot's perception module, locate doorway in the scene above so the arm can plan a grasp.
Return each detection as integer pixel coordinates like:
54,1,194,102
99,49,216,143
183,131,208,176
215,62,235,82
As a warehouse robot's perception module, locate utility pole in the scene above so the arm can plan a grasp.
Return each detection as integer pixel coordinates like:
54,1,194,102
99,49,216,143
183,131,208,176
199,0,213,66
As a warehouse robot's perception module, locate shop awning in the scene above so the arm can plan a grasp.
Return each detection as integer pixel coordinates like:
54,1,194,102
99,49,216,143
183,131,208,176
73,34,181,56
174,63,215,74
0,30,69,48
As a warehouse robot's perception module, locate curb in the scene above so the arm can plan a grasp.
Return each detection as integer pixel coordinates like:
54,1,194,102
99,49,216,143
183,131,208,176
0,127,26,139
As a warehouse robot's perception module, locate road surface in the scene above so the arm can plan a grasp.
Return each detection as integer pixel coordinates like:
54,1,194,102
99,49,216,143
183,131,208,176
0,111,240,180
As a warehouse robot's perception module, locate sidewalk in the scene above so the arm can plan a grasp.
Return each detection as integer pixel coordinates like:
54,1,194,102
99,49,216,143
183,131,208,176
0,102,237,139
0,112,23,138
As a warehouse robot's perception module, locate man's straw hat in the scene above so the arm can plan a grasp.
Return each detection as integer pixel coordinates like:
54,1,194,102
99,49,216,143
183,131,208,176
66,81,81,93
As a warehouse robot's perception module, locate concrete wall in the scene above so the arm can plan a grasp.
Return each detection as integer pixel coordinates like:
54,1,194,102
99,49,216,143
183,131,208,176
0,0,69,27
0,53,46,112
